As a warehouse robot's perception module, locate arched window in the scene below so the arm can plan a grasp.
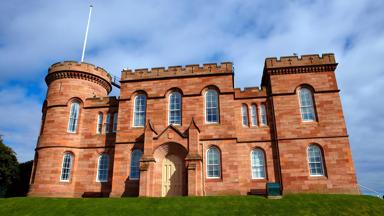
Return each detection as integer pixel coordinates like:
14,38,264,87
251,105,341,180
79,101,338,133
60,153,73,182
67,102,80,133
251,105,258,126
96,154,109,182
307,145,325,176
205,89,219,123
206,146,221,178
104,113,111,133
169,92,182,125
133,94,146,127
299,87,316,121
112,113,118,132
242,104,249,126
130,149,142,180
251,149,266,179
259,103,267,126
96,112,103,134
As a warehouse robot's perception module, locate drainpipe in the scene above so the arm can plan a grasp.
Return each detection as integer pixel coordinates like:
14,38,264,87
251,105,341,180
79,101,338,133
200,142,206,196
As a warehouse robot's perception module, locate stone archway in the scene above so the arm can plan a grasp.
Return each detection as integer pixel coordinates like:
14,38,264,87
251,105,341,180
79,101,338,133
153,142,188,197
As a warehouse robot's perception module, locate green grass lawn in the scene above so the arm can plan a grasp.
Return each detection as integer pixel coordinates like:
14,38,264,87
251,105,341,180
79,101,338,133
0,194,383,216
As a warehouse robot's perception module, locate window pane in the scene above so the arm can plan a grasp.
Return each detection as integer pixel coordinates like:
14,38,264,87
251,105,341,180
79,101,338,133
97,154,109,182
169,92,182,125
260,104,267,125
60,153,72,181
113,113,118,132
96,113,103,134
242,104,248,126
251,105,258,126
134,95,146,127
207,147,221,178
67,102,80,132
251,149,266,179
104,113,111,133
308,145,324,176
299,88,316,121
130,150,142,179
205,90,219,123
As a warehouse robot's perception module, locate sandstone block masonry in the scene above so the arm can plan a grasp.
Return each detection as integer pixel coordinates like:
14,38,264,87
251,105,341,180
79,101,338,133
28,53,359,197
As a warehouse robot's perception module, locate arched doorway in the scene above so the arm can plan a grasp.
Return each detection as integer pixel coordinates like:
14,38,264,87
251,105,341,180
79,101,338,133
153,142,187,197
162,154,183,196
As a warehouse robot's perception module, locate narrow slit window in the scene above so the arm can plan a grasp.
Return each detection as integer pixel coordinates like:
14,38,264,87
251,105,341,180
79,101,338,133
133,95,146,127
112,113,118,132
205,90,219,123
104,113,111,133
169,92,182,125
260,104,267,126
96,112,103,134
251,105,258,126
242,104,249,126
67,102,80,133
60,153,73,182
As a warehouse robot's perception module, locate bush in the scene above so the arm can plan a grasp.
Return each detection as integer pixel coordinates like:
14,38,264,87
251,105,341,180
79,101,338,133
0,137,19,197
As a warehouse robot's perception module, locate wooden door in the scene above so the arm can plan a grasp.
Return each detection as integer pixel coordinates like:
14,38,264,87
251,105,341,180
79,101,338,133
162,154,183,197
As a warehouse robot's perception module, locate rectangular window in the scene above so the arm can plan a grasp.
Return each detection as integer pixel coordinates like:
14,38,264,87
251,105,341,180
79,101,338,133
104,113,111,133
260,104,267,126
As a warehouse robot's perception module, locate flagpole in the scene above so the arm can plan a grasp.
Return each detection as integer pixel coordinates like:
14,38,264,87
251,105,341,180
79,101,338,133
81,5,93,62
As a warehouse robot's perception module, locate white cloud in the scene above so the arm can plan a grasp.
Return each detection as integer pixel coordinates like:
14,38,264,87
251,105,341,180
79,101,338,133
0,0,383,194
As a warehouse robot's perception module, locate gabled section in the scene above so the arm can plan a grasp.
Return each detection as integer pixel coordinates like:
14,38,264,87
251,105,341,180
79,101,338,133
144,120,158,135
156,124,187,140
187,117,200,133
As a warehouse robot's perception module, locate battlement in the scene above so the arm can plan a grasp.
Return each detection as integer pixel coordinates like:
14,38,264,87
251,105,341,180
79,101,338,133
121,62,233,81
234,87,267,99
48,61,112,82
46,61,112,93
84,96,119,108
264,53,336,69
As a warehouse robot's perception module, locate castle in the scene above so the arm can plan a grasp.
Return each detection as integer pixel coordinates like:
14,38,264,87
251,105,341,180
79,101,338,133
28,53,359,197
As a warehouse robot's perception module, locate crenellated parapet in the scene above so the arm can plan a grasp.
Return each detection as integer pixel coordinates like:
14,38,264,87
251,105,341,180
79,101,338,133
121,62,233,81
84,96,119,108
264,53,337,75
46,61,112,93
234,87,267,99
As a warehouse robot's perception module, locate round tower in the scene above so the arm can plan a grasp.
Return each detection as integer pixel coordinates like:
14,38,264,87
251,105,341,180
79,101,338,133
29,61,112,197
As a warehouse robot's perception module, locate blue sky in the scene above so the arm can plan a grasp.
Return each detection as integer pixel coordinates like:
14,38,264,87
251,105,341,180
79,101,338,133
0,0,383,195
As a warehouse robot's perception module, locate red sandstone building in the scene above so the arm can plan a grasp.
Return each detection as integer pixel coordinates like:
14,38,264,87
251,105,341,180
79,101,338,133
28,53,359,197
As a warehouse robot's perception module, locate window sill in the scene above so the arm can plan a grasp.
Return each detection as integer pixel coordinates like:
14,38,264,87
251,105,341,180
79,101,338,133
309,175,327,179
205,177,222,182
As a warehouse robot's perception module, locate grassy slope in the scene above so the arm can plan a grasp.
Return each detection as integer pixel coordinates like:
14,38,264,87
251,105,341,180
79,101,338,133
0,194,383,216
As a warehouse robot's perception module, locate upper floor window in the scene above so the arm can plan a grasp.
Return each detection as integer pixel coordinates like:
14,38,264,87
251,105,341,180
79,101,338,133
67,102,80,133
251,149,266,179
169,92,182,125
251,105,258,126
205,89,219,123
130,149,142,180
104,113,111,133
242,104,249,126
96,154,109,182
112,113,118,132
96,112,103,134
299,87,316,121
60,153,73,182
259,104,267,126
133,94,146,127
206,146,221,178
308,144,325,176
